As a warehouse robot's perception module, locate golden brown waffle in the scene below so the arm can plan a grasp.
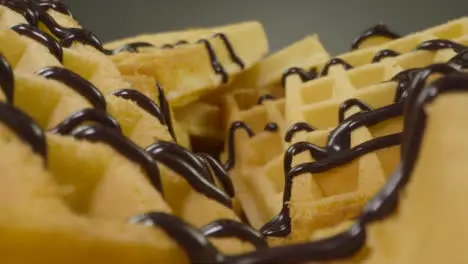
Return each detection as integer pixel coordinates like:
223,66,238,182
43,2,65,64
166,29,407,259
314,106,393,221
285,17,468,127
229,21,468,246
105,21,269,107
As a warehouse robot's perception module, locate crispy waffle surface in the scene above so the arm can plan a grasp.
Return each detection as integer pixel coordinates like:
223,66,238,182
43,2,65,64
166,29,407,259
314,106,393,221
224,17,468,249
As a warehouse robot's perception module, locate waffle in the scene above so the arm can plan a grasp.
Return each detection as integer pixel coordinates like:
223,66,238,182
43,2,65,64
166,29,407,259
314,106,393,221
2,0,468,263
105,21,269,107
225,19,468,247
0,2,191,148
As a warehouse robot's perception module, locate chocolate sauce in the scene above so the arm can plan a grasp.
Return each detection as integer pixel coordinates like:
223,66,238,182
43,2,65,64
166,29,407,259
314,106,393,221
281,67,317,88
36,0,73,16
0,0,39,26
11,23,63,62
284,122,316,143
351,24,401,50
0,101,47,163
416,39,467,53
260,133,401,238
372,49,400,63
174,40,189,46
129,212,223,263
263,122,278,132
156,83,177,141
213,33,245,69
201,219,268,250
391,68,423,102
0,53,15,103
338,98,372,122
60,27,106,50
37,67,106,110
198,38,229,83
71,125,163,194
110,42,155,54
197,153,235,197
146,140,232,208
448,49,468,70
320,58,353,76
49,108,121,135
223,121,255,171
112,89,166,126
257,94,276,105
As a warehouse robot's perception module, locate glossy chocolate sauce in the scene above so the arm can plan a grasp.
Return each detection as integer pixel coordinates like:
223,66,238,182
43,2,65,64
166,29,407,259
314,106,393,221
0,101,47,163
284,122,317,143
110,42,155,54
11,23,63,62
146,140,232,208
391,68,423,102
320,58,353,76
351,24,401,50
112,89,166,126
36,0,73,16
201,219,268,250
71,125,163,194
0,53,15,103
156,83,177,141
372,49,400,63
448,49,468,70
198,38,229,83
257,94,276,105
60,27,106,50
281,67,317,88
263,122,278,132
37,66,107,110
129,212,224,263
223,121,255,171
49,108,121,135
214,32,245,69
0,0,39,26
338,98,372,122
197,153,235,197
416,39,467,53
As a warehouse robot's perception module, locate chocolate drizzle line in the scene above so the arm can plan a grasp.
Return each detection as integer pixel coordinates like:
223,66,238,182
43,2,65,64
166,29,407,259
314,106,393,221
263,122,278,132
0,0,39,26
49,108,121,135
197,153,235,197
197,38,229,83
351,24,401,50
372,49,400,63
223,121,255,171
338,98,373,122
201,219,268,250
60,27,106,50
0,52,14,103
257,94,276,105
416,39,467,53
129,212,224,263
0,101,47,163
11,23,63,62
71,125,163,195
146,140,232,208
36,0,73,16
110,42,155,54
36,67,106,110
320,58,354,76
448,49,468,70
281,67,317,88
391,68,423,102
284,122,317,143
213,33,245,69
156,83,177,141
112,89,166,126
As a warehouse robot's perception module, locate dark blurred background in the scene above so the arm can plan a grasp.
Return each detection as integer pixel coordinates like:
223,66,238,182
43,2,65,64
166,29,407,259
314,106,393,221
67,0,466,54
